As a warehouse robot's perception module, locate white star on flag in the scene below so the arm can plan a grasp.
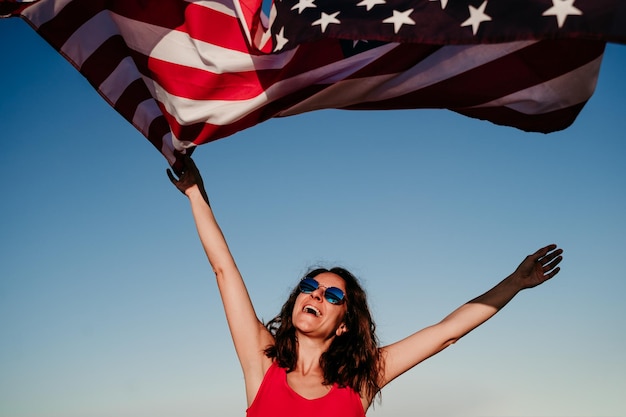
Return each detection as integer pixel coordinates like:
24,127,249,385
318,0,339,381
461,1,492,35
429,0,449,9
312,11,341,32
357,0,386,12
291,0,316,14
273,27,289,51
542,0,583,28
382,9,415,34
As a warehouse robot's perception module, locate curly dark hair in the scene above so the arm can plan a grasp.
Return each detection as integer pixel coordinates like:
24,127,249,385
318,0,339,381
264,267,382,400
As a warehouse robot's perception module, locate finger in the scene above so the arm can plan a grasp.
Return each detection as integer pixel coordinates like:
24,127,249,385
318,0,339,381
166,168,178,184
545,266,561,280
167,168,188,196
542,254,563,272
544,248,563,263
534,243,557,259
538,247,563,265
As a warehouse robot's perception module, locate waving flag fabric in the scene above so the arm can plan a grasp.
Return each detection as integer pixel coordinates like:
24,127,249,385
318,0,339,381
1,0,619,168
269,0,626,52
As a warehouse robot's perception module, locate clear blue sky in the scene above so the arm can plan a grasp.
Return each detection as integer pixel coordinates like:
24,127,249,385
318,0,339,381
1,17,625,417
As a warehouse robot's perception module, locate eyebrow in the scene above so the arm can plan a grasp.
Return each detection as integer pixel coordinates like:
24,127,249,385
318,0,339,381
317,282,345,291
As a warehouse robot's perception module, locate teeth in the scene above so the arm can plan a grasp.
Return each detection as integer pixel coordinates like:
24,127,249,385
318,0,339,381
303,305,321,317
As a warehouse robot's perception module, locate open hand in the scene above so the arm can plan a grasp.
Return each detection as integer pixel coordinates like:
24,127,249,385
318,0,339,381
513,244,563,289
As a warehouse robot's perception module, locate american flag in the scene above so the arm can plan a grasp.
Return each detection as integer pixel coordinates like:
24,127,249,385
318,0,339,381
1,0,618,169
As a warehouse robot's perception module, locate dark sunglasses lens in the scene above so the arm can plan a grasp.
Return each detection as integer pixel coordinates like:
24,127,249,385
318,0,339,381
299,278,318,293
324,288,345,304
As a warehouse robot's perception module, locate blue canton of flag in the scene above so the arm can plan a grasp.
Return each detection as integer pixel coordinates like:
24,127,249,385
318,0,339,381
269,0,626,52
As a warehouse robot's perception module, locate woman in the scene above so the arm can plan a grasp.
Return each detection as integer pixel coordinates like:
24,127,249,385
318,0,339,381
167,157,563,416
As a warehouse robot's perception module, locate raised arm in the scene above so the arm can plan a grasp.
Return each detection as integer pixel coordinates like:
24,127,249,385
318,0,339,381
167,157,273,404
378,244,563,389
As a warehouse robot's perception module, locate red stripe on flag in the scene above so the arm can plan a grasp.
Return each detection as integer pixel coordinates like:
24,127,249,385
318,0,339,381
0,2,33,15
348,43,442,79
109,1,250,53
182,3,251,54
256,39,347,85
161,104,262,144
36,0,104,50
108,0,189,29
114,78,153,122
146,57,266,101
147,115,171,154
233,0,263,36
161,82,330,143
80,35,128,88
112,1,250,53
35,0,250,55
346,40,604,109
456,102,588,133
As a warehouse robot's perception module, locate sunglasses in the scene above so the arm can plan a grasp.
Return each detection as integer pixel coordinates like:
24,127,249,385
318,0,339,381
299,277,346,305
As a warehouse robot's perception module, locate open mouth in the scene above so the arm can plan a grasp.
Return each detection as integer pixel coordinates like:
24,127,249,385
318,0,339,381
303,305,321,317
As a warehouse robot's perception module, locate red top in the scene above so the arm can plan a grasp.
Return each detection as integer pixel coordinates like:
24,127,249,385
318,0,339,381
246,362,366,417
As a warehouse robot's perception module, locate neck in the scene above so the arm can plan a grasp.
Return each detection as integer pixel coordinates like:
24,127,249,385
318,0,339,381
294,332,334,374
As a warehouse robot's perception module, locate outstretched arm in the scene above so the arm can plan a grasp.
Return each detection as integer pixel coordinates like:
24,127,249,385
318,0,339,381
378,244,563,389
168,157,273,405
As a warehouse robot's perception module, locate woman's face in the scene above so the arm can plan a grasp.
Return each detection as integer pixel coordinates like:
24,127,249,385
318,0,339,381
292,272,348,339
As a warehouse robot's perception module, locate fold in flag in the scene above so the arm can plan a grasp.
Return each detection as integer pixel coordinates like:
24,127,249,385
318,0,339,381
2,0,622,168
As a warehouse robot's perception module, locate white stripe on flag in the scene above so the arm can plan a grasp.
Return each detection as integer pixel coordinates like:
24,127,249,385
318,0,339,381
365,41,537,101
473,55,603,114
21,0,71,27
99,56,143,104
62,11,119,68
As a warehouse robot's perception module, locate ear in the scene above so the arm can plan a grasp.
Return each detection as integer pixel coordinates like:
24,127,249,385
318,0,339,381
335,323,348,337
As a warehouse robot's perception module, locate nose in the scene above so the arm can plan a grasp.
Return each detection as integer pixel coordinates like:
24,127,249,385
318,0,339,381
310,288,323,301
